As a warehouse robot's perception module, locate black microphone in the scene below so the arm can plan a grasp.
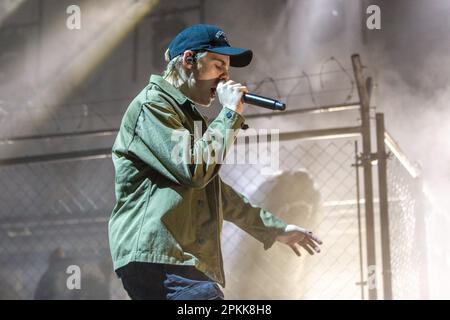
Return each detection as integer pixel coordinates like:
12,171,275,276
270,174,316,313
243,93,286,111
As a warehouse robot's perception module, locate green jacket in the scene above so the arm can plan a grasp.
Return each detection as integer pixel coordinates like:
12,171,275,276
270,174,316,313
109,75,287,287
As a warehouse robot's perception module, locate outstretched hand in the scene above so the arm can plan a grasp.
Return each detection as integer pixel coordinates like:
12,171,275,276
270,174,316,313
275,224,323,256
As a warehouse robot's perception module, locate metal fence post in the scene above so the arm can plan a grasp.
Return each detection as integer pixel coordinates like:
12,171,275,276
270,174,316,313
352,54,378,300
376,113,393,299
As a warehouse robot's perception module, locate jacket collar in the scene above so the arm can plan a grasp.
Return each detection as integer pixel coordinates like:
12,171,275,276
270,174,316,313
149,75,189,105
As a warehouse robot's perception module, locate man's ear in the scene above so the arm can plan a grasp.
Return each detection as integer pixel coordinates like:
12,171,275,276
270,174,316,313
182,50,195,69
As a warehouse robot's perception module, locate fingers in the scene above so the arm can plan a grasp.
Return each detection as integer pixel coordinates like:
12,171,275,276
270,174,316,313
299,242,315,255
217,80,233,88
289,244,301,257
303,238,321,253
291,241,316,256
289,238,322,257
219,80,248,92
294,231,323,256
218,81,248,105
308,232,323,245
219,80,236,86
301,229,323,246
236,86,248,95
230,85,248,95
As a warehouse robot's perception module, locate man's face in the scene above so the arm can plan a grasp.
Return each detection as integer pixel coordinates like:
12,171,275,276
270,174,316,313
188,52,230,107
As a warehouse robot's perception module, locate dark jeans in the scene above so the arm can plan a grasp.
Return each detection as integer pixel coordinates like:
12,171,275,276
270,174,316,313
117,262,224,300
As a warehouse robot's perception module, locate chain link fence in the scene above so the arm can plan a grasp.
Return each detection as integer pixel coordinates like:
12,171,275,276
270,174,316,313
0,158,128,300
220,137,365,299
0,129,432,300
385,145,428,299
0,135,367,300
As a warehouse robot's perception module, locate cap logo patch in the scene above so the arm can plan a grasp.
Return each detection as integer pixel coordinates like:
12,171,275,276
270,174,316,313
215,30,228,43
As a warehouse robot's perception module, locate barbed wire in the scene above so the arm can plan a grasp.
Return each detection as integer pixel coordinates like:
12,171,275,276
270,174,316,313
1,58,356,137
247,57,354,107
320,57,355,102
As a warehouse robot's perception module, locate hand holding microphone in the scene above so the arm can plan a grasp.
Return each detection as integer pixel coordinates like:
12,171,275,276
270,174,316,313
216,80,248,115
217,80,286,114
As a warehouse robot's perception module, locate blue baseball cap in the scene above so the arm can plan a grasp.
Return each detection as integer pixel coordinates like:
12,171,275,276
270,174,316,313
167,24,253,68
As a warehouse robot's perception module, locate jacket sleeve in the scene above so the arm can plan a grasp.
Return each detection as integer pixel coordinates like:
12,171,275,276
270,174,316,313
221,179,288,250
125,92,245,189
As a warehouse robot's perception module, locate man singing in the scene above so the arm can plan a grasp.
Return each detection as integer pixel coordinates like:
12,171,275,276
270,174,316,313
109,24,322,300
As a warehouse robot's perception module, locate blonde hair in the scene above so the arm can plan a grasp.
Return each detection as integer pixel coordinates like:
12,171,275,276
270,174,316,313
162,49,208,88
